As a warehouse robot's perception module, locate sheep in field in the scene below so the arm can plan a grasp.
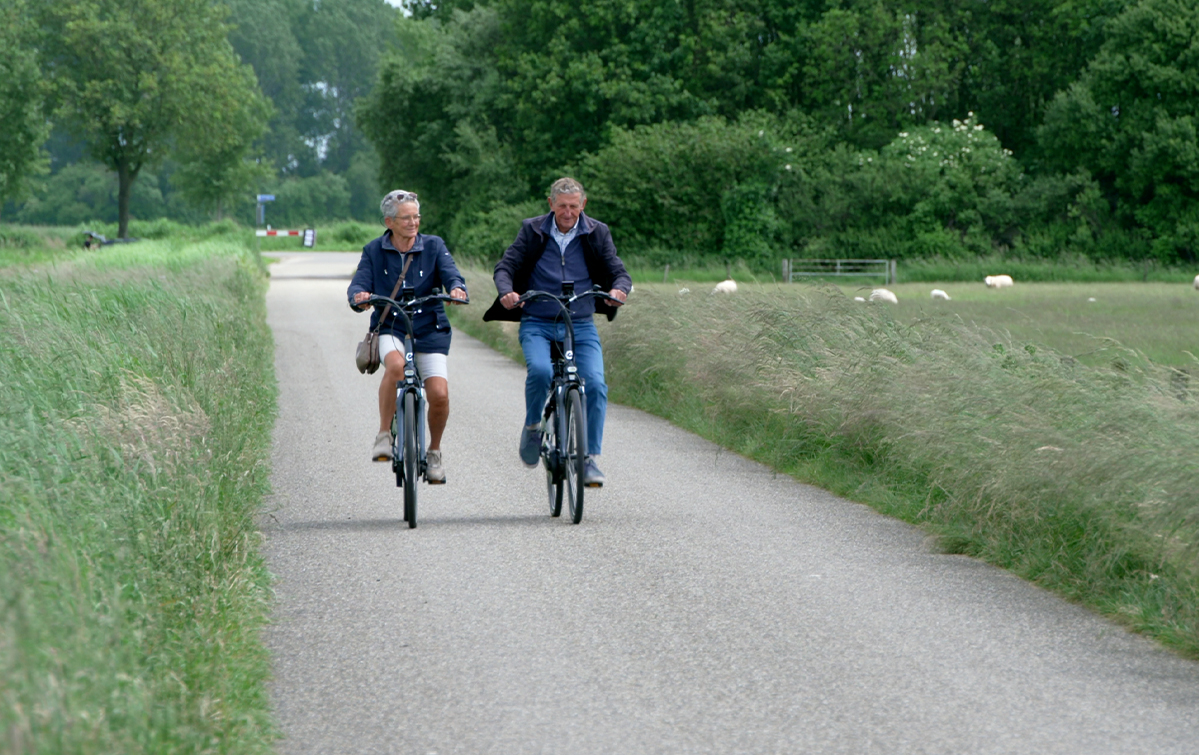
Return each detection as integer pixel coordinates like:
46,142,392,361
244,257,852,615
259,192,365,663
931,289,951,300
985,275,1014,288
712,279,738,294
869,288,898,304
853,296,866,302
1193,274,1199,290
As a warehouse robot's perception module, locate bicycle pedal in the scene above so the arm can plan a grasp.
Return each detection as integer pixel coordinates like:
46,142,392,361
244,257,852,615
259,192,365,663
584,482,603,488
427,478,446,485
373,455,391,462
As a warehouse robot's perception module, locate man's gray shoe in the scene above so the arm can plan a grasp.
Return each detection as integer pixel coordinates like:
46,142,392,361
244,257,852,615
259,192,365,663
519,425,542,468
426,449,446,484
583,457,605,488
371,431,393,461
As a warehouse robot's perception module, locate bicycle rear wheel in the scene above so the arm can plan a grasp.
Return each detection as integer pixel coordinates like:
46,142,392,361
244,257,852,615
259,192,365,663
564,387,586,524
544,403,563,517
403,390,418,528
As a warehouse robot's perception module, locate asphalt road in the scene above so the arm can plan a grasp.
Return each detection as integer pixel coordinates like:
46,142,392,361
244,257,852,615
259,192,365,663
264,254,1199,754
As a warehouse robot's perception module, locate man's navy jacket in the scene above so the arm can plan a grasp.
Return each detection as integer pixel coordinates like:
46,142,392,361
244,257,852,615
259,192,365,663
484,212,632,323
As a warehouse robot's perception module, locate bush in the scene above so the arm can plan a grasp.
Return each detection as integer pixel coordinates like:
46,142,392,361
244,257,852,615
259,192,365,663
449,199,544,265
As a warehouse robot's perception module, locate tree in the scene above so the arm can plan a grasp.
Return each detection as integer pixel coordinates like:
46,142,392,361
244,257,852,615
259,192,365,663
1038,0,1199,260
170,53,273,220
36,0,268,237
224,0,308,175
0,0,48,215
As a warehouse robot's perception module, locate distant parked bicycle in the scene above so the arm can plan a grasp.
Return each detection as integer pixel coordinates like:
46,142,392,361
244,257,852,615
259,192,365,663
368,290,469,528
517,284,620,524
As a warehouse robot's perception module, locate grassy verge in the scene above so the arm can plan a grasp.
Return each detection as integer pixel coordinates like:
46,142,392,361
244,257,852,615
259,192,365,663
449,268,1199,658
0,239,277,751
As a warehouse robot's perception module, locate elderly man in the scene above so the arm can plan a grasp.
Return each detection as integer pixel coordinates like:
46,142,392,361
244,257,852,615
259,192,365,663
349,190,467,481
483,177,631,486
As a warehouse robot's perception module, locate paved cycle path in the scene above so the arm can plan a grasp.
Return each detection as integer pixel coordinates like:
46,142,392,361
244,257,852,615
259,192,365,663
265,266,1199,754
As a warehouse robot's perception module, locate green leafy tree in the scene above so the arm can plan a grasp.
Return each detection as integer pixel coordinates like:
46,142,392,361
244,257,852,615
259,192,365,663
1039,0,1199,261
0,0,48,216
800,1,969,149
359,8,523,231
960,0,1124,162
225,0,308,174
170,54,273,220
36,0,268,236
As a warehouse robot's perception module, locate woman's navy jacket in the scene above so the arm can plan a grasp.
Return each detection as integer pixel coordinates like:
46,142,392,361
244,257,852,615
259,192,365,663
347,232,467,355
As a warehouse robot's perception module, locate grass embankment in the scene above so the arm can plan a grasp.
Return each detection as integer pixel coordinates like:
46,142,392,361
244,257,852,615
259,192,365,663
449,269,1199,657
0,240,277,751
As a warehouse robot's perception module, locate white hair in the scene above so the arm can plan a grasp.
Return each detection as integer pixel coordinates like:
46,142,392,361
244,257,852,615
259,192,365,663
381,189,420,221
548,177,586,202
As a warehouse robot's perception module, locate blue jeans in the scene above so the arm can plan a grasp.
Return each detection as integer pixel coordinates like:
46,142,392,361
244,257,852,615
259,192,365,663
519,316,607,456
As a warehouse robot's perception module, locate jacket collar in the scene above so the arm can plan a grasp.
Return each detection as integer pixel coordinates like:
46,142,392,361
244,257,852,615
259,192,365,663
534,212,596,238
380,231,425,254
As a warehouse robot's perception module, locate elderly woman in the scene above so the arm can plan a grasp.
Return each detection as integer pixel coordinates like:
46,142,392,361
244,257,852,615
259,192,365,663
348,190,467,482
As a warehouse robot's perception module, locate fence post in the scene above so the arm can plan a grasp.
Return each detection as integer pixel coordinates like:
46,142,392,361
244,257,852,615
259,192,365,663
888,259,897,285
781,258,790,283
663,263,670,283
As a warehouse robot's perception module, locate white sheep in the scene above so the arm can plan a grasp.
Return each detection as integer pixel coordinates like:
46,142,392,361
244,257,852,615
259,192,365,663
930,289,950,300
869,288,898,304
712,279,738,294
678,287,691,295
1193,274,1199,290
984,274,1014,288
853,296,866,302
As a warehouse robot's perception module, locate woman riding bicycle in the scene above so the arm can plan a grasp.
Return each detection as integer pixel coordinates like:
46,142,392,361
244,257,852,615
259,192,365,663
348,190,467,481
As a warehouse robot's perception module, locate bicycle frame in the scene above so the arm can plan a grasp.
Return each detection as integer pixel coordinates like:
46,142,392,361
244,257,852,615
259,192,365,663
519,284,620,488
368,291,466,487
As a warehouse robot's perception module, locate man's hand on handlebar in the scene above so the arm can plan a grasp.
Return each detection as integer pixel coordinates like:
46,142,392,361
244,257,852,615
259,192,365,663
353,290,372,309
607,288,627,307
500,291,522,310
449,287,468,304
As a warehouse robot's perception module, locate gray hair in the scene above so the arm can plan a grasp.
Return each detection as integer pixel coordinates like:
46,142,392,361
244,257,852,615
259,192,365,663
548,177,586,202
380,189,420,221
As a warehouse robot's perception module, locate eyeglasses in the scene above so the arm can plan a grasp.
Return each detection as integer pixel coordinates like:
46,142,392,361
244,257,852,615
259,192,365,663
397,214,421,223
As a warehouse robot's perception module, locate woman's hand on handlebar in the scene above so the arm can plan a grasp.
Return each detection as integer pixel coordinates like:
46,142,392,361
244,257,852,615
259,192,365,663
449,287,468,304
352,290,372,310
606,288,627,307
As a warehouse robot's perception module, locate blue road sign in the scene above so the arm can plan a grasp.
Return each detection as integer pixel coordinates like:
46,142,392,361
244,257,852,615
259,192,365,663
257,194,276,202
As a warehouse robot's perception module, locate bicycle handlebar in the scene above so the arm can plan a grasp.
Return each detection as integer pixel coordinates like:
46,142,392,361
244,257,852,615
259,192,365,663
517,287,621,309
367,292,470,311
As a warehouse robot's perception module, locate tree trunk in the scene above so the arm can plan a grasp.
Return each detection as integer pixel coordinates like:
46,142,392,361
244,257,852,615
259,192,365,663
117,161,132,239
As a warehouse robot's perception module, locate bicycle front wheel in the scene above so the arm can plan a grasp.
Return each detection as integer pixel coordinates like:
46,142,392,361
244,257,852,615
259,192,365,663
564,387,586,524
544,404,563,517
403,390,418,529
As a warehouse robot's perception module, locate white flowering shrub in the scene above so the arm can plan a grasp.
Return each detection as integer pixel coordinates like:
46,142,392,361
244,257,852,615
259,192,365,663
878,115,1024,255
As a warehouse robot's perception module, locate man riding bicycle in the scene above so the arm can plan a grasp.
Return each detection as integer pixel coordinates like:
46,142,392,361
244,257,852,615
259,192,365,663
483,177,631,487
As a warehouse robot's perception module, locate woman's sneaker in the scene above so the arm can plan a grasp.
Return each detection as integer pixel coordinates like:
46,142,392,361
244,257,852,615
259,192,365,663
371,431,393,461
426,449,446,484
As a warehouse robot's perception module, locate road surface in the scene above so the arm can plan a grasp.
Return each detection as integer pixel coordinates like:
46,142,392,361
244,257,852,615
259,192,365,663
264,253,1199,754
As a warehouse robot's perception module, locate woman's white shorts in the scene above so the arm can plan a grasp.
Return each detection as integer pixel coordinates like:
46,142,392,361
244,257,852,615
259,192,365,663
378,335,448,381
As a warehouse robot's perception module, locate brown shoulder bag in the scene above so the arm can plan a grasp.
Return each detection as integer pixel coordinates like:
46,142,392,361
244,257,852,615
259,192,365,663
355,253,414,374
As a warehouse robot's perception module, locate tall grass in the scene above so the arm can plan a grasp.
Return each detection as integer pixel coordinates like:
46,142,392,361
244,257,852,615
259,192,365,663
0,241,277,751
449,270,1199,656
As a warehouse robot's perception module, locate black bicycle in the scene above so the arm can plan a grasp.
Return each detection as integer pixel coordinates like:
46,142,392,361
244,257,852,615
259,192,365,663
517,284,619,524
368,290,468,528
